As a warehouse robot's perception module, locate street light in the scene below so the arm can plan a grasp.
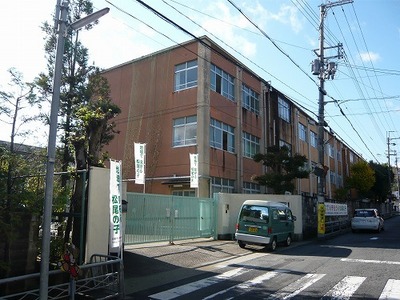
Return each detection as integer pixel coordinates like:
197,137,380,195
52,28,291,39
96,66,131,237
40,1,109,298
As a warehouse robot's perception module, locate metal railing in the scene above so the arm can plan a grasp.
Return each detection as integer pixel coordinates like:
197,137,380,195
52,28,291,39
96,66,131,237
0,254,123,300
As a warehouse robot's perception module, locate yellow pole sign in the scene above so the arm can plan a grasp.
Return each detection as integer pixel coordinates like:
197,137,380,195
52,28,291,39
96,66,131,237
318,203,326,234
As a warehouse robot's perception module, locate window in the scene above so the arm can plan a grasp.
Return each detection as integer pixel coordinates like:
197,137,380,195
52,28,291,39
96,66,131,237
310,131,318,148
174,60,198,91
330,172,335,184
279,140,292,155
278,97,290,123
350,152,354,163
210,119,235,153
173,116,197,147
211,177,235,194
210,64,235,101
298,123,307,142
328,144,335,158
172,190,196,197
243,182,260,194
242,84,260,114
337,150,342,161
242,132,260,158
239,205,269,223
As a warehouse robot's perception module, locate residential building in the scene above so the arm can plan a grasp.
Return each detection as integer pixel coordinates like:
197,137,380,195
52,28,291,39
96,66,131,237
102,36,362,198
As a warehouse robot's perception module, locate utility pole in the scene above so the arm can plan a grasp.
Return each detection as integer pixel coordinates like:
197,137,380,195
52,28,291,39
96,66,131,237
312,0,352,238
386,131,399,200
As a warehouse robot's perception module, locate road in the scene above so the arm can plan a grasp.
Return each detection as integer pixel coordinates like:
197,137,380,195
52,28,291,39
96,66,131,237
129,215,400,299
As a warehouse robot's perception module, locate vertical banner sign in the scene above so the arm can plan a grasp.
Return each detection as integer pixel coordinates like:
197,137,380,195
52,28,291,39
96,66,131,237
134,143,146,185
190,153,199,188
109,160,122,252
318,203,326,234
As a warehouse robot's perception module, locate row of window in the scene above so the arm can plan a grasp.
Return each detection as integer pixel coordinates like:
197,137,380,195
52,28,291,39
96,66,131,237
172,178,261,195
174,116,260,158
174,60,260,115
212,177,260,194
174,61,346,162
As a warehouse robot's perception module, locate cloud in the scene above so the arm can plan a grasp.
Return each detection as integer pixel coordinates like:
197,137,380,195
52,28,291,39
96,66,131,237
359,51,380,63
197,1,257,57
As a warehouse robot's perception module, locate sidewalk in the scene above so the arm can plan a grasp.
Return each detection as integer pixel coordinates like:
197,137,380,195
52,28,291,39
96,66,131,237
122,238,259,296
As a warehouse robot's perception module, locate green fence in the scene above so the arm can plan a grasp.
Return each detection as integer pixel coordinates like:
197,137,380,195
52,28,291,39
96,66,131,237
124,193,216,244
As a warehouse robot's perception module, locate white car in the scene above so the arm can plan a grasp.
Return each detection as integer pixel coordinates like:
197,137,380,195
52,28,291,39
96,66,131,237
351,208,384,233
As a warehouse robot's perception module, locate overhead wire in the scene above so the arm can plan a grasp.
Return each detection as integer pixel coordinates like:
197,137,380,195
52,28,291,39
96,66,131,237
104,0,390,163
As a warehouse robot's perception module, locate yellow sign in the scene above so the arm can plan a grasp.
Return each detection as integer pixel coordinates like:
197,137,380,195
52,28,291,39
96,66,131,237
318,204,326,234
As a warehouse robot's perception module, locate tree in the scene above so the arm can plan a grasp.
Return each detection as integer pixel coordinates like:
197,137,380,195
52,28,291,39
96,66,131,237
35,0,121,251
369,161,392,202
253,145,310,194
347,160,375,198
0,69,46,277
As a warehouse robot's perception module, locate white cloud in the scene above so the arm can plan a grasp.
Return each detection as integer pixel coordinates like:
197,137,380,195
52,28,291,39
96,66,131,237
359,51,380,63
196,1,257,58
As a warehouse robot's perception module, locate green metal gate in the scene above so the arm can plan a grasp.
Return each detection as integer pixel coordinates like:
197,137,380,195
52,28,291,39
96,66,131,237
124,193,216,244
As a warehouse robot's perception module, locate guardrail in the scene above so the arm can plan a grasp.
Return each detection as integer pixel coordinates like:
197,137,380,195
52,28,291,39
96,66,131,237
0,254,123,300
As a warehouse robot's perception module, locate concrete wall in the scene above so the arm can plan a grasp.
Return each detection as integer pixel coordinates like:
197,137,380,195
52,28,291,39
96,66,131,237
214,193,303,240
85,167,110,262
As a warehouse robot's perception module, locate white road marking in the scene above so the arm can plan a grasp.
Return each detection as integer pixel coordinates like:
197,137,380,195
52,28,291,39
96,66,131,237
267,273,326,299
322,276,366,300
148,267,247,300
379,279,400,300
203,271,280,300
197,252,270,272
341,258,400,265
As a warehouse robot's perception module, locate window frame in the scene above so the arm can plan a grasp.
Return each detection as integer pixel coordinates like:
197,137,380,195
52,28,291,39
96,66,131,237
278,97,290,123
310,131,318,148
242,84,260,114
210,64,235,101
210,118,235,153
298,122,307,142
242,131,260,159
174,60,198,91
172,115,197,147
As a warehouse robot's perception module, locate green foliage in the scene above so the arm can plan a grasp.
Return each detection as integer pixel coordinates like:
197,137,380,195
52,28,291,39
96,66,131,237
368,161,393,202
253,145,310,194
347,160,375,197
35,0,121,247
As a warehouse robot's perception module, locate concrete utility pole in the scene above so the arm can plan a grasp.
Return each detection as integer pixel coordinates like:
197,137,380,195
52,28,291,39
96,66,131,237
386,131,400,199
313,0,352,203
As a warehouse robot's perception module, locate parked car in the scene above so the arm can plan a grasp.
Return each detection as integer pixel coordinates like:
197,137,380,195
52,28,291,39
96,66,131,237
235,200,296,251
351,208,384,233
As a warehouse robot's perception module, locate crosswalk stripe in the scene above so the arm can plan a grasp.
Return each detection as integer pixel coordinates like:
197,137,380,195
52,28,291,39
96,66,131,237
267,273,326,300
148,267,248,300
149,268,400,300
379,279,400,300
203,271,280,299
322,275,366,300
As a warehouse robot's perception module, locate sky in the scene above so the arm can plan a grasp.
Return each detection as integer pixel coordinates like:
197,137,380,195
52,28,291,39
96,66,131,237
1,0,400,166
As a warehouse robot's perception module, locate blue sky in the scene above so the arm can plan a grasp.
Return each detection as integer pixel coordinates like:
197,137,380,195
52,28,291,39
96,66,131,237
1,0,400,166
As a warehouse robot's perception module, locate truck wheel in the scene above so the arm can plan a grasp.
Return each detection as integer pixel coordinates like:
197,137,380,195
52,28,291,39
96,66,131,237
285,234,292,247
270,237,277,251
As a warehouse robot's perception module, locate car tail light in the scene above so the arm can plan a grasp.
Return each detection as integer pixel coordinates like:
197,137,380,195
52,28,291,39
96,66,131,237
235,223,239,231
268,227,272,234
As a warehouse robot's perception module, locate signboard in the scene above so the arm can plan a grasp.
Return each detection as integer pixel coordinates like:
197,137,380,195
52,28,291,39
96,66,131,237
109,160,122,253
134,143,146,185
325,202,348,216
190,153,199,188
318,203,326,234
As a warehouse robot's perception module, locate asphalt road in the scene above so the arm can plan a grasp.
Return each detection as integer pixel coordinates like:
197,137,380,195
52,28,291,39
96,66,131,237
126,215,400,299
